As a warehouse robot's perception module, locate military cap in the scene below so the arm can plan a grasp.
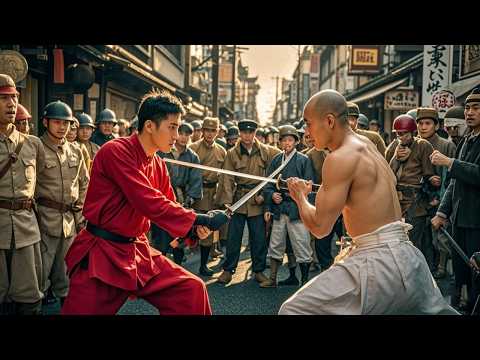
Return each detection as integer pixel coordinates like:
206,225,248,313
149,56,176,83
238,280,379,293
191,120,203,130
444,106,465,127
226,126,239,139
179,122,194,135
357,114,369,128
225,120,235,129
202,117,219,130
466,87,480,104
406,108,417,120
256,128,266,138
369,119,379,126
416,107,438,124
219,124,227,132
268,125,279,134
0,74,19,95
16,104,32,121
279,124,299,141
347,102,360,117
238,119,258,131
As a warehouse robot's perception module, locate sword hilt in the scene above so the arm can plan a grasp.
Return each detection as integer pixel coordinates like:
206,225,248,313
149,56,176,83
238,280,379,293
276,176,320,192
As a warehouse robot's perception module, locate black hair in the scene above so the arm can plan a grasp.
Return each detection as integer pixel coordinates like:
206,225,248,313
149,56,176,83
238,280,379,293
137,89,186,132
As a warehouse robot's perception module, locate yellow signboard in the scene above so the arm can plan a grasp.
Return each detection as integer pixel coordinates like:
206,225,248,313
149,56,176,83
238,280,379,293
349,46,381,75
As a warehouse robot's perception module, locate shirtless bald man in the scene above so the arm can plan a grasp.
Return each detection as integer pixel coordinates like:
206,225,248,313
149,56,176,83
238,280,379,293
279,90,457,315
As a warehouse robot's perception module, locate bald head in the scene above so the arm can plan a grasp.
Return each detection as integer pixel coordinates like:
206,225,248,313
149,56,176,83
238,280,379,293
305,90,348,125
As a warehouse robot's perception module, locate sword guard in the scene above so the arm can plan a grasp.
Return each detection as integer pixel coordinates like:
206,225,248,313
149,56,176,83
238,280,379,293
276,176,321,192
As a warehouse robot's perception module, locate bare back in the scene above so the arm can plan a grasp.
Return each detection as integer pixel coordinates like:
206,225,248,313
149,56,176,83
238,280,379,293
318,131,402,238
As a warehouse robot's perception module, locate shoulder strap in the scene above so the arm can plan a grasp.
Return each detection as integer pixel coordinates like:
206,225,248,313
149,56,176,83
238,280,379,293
0,132,26,180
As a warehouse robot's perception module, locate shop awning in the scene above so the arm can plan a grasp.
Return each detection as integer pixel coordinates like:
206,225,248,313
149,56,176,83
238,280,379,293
348,77,408,104
450,74,480,98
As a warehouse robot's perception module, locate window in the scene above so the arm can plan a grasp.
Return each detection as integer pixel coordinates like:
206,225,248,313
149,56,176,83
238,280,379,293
161,45,183,64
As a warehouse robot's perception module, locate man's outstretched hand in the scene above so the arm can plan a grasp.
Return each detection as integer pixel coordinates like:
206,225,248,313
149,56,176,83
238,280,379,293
194,210,230,231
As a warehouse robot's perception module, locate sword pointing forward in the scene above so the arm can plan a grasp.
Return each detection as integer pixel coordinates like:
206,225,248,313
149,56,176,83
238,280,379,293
440,227,480,275
163,157,321,193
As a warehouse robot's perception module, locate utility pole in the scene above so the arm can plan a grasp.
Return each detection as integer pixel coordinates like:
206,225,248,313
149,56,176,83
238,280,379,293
296,45,301,119
231,45,236,119
271,76,280,104
211,45,219,117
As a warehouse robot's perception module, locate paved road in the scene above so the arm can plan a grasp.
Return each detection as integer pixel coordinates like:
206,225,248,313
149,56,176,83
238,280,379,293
43,237,454,315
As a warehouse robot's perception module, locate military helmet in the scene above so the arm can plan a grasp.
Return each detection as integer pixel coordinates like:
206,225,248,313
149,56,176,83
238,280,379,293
215,137,227,148
256,128,266,138
393,114,417,133
224,120,235,129
76,112,95,128
43,100,74,122
16,104,32,121
191,120,203,130
219,124,227,133
357,114,369,128
71,117,80,129
268,125,279,134
97,108,117,124
279,124,299,141
406,108,417,120
226,126,239,139
179,121,194,135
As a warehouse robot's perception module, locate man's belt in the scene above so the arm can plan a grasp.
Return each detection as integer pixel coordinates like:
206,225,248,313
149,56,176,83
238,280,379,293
203,182,217,188
0,198,33,211
86,222,135,244
37,197,79,213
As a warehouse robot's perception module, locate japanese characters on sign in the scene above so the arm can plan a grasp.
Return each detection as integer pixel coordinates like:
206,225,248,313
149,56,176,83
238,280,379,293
384,89,419,110
432,90,456,119
348,45,381,75
422,45,452,107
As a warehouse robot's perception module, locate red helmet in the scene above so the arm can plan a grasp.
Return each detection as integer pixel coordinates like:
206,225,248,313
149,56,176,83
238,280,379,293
16,104,32,121
393,114,416,133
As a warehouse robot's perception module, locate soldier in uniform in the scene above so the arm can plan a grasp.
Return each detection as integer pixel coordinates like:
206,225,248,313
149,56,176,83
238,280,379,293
416,108,456,279
444,106,468,146
266,126,280,148
215,123,228,149
226,126,239,150
385,114,437,270
260,125,315,287
255,127,267,144
190,117,227,276
91,108,117,147
347,102,386,157
66,117,79,143
36,101,90,306
369,118,390,146
191,120,203,143
14,103,32,135
76,112,100,163
0,74,45,315
152,122,202,265
356,113,369,130
216,119,281,285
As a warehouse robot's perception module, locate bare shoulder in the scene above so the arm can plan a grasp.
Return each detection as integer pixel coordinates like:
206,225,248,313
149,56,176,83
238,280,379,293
323,141,361,182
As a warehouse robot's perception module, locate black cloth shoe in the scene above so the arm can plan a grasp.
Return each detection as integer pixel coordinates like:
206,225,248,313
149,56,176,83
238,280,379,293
299,262,311,285
278,267,299,286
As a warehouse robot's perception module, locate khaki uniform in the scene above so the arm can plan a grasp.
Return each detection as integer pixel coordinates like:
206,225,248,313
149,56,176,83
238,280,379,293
356,128,386,157
0,125,45,305
305,148,328,185
216,139,281,216
386,137,435,269
189,139,226,246
36,133,89,298
79,140,100,172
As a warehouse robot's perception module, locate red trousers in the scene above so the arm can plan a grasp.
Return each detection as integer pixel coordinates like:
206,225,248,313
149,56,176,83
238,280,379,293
61,256,212,315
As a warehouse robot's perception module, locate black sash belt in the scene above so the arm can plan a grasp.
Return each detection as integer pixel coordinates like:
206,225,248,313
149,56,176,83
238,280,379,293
86,222,135,244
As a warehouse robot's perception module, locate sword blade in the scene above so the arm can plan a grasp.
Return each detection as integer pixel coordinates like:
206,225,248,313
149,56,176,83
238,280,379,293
440,227,471,267
227,149,297,214
163,157,278,184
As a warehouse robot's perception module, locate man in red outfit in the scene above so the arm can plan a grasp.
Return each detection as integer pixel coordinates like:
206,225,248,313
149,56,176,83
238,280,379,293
61,90,229,315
